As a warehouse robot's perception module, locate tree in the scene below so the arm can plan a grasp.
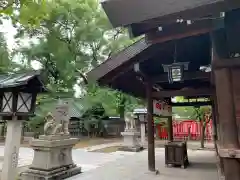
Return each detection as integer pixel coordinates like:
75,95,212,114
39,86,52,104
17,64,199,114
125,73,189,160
15,0,132,90
14,0,142,129
0,31,27,73
0,0,51,26
191,105,211,148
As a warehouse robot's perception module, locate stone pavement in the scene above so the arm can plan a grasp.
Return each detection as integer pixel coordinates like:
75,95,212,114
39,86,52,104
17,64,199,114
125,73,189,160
68,148,218,180
0,142,218,180
0,146,136,172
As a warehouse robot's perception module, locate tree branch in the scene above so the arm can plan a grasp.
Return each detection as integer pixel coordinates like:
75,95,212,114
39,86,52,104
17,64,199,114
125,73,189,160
107,28,123,59
0,1,14,11
76,69,88,85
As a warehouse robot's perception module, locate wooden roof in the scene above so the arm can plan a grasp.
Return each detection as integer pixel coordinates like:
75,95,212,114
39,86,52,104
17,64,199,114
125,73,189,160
88,38,150,82
87,33,212,99
102,0,240,37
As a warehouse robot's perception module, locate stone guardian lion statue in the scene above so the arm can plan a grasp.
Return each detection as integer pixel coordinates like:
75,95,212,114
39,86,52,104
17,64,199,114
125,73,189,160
44,112,63,135
124,112,136,131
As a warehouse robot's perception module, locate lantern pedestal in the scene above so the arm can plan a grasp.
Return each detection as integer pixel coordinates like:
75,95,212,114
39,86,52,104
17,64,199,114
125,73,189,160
140,122,146,146
119,130,143,152
1,119,22,180
19,135,81,180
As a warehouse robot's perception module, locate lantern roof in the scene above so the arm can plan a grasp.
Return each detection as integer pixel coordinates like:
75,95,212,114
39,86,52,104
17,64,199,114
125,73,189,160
0,71,46,92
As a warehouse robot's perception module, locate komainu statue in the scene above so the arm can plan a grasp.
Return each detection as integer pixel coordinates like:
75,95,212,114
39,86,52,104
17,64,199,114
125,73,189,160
44,112,63,135
124,112,136,131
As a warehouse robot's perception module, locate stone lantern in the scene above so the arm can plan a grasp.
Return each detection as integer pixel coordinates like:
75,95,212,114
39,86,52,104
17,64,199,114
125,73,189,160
0,71,46,180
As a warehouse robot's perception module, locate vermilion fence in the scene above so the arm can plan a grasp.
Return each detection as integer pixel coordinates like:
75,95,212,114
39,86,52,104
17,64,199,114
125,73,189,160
156,120,213,141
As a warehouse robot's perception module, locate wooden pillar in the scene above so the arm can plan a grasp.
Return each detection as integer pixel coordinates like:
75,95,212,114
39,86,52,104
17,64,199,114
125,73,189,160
212,32,240,179
212,96,225,178
211,97,218,143
165,98,173,141
214,68,240,180
146,81,155,171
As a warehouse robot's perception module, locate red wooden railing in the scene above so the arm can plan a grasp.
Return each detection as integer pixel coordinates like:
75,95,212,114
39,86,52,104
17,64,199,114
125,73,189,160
156,120,213,141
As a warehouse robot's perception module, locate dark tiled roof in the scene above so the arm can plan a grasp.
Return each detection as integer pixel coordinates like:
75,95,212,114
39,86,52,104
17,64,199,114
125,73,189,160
87,38,150,81
69,102,84,118
0,70,44,89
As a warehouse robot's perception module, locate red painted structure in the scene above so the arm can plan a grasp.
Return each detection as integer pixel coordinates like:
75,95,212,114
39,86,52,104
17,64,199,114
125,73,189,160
156,120,213,141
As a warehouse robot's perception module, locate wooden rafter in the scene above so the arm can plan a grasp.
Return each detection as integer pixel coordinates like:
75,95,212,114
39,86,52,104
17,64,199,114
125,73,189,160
212,57,240,69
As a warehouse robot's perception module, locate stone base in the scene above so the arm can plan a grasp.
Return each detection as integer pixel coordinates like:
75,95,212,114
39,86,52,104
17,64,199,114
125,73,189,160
19,135,81,180
20,164,81,180
120,130,143,152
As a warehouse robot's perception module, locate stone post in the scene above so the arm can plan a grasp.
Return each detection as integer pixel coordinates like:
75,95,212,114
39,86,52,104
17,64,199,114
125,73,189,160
1,116,22,180
139,114,146,146
140,123,146,145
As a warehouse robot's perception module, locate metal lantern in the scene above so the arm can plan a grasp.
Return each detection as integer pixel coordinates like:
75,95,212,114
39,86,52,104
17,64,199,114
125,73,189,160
162,62,189,83
162,41,189,83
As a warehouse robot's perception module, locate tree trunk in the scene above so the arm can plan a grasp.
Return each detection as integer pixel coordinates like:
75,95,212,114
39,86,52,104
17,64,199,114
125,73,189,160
200,120,206,148
118,96,126,120
119,104,125,120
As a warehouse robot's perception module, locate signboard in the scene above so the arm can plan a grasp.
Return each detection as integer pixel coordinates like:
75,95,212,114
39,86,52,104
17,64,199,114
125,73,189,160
162,104,172,116
153,100,172,116
153,100,164,116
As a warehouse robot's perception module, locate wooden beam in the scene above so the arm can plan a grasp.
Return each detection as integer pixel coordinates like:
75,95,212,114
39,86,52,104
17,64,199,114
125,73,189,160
170,101,212,107
212,57,240,69
146,81,155,172
152,88,213,98
151,71,211,83
146,19,223,44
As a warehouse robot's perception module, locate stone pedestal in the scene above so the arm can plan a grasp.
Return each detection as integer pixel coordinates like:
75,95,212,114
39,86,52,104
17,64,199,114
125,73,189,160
119,130,143,152
20,135,81,180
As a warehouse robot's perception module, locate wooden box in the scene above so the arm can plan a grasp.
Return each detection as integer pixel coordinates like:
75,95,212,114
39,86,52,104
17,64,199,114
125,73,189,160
165,141,189,168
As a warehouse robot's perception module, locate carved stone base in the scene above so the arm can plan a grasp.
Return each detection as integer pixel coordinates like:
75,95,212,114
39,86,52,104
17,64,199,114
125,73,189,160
19,164,81,180
19,135,81,180
120,130,143,152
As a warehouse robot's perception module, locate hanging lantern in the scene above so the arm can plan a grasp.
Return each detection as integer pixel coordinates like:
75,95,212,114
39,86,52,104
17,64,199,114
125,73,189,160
162,62,189,83
162,41,189,83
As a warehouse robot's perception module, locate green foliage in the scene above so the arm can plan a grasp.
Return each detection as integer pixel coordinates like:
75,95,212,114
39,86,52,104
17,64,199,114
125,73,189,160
0,0,51,26
7,0,143,135
173,97,211,121
84,83,144,116
81,103,107,119
28,114,45,137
